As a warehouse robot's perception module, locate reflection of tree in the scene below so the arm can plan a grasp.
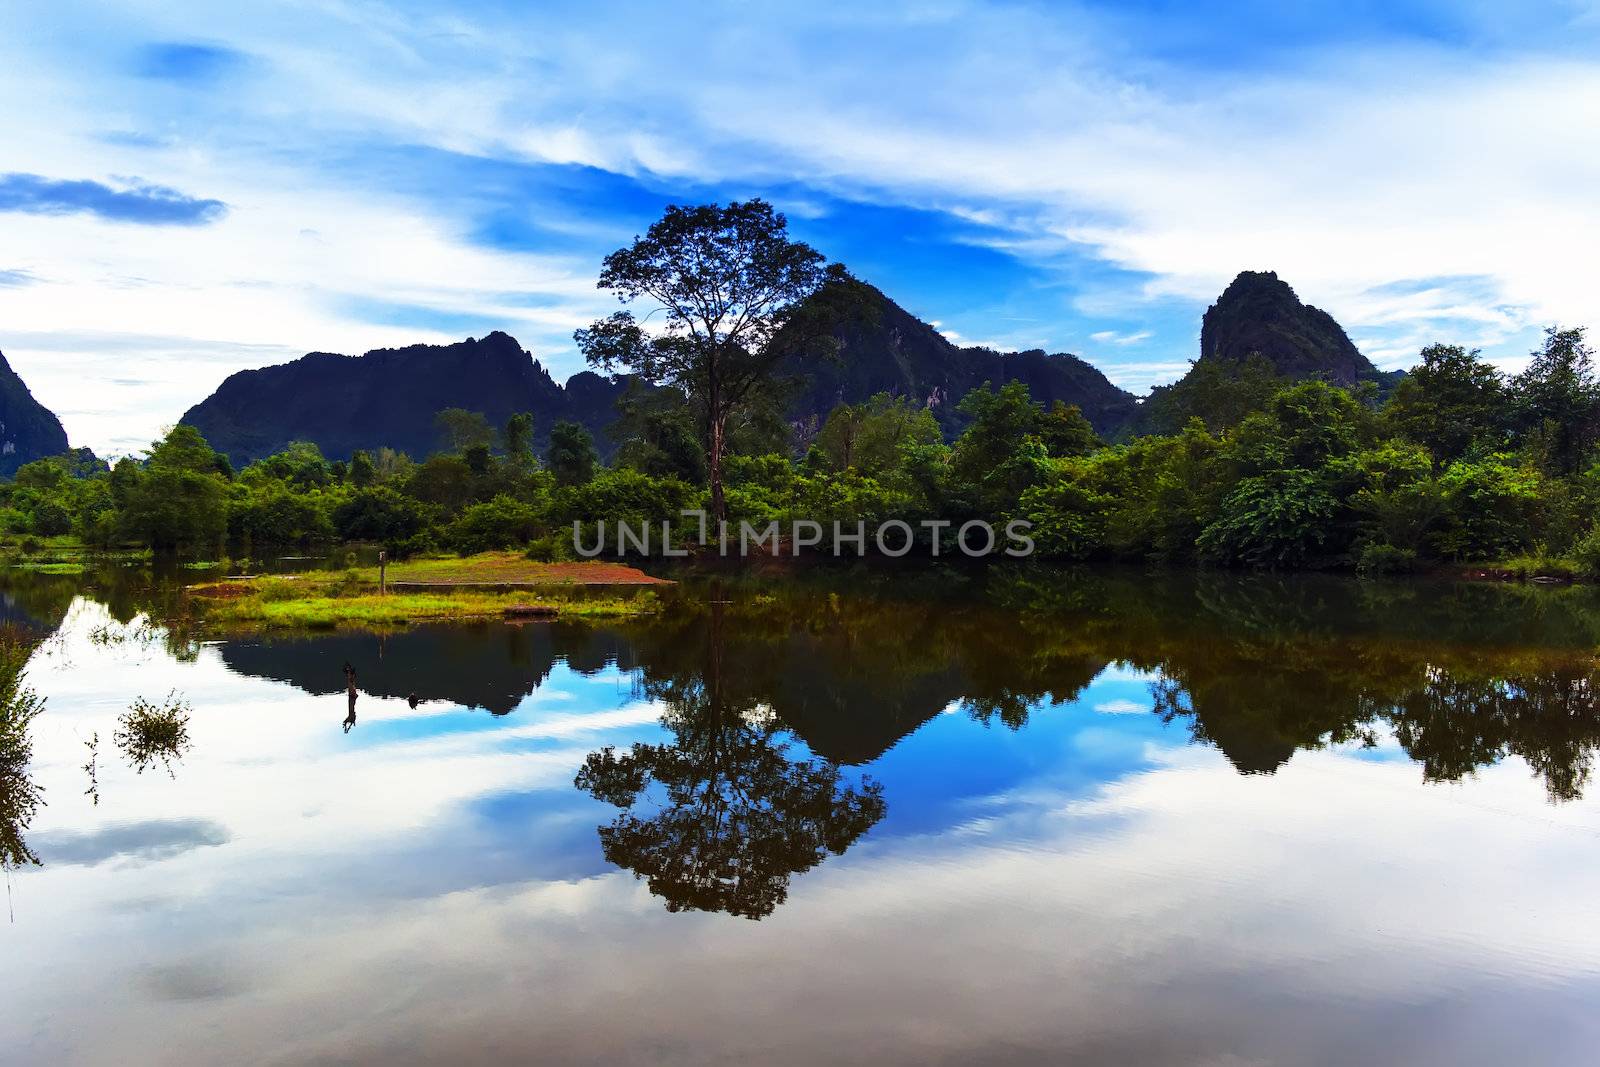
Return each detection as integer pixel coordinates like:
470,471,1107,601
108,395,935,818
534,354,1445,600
0,630,46,870
575,603,886,919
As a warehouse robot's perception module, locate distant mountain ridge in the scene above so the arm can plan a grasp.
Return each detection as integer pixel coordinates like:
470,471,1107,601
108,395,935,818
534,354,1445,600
0,348,69,476
174,270,1388,467
180,331,636,466
788,280,1140,438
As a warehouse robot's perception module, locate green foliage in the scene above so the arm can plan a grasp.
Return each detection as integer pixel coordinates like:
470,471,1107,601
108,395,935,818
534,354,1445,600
1019,465,1111,560
1137,354,1286,434
1198,469,1341,567
1432,457,1543,560
950,381,1054,513
349,449,376,487
18,324,1600,577
228,483,335,546
611,384,708,483
1225,380,1367,473
406,454,477,510
1355,541,1419,577
575,198,850,523
558,468,696,527
434,407,494,454
548,420,599,487
1570,525,1600,580
503,411,535,470
813,392,941,477
1510,327,1599,475
1382,344,1505,464
447,494,542,554
332,487,431,544
121,467,227,550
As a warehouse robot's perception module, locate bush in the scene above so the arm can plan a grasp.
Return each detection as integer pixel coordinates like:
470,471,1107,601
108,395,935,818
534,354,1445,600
332,487,431,544
1018,472,1111,560
1573,525,1600,580
1197,469,1340,568
1355,541,1418,577
1432,457,1542,560
446,495,542,554
525,531,577,563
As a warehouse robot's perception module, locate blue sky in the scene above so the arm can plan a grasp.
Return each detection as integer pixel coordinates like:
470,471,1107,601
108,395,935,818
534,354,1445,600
2,0,1598,455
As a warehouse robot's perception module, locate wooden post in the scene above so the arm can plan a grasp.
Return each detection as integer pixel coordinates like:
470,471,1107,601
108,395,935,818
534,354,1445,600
379,550,387,596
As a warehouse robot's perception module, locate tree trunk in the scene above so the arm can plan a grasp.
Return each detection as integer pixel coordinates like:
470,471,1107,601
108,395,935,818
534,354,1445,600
709,410,728,527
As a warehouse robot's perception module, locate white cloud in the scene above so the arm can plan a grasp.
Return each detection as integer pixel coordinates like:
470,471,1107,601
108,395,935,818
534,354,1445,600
4,1,1599,449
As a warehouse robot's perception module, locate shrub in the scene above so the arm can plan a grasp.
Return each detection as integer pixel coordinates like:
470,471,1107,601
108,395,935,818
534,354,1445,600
1197,469,1339,568
446,495,542,554
1432,457,1542,560
1355,541,1418,577
1569,525,1600,579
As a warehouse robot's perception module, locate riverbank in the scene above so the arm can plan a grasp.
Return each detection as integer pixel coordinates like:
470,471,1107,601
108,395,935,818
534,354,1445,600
187,553,669,630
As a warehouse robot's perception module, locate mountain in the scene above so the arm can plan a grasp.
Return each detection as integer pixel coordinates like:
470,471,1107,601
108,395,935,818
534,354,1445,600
1133,270,1401,434
1198,270,1390,386
786,281,1140,438
181,332,636,466
0,349,69,476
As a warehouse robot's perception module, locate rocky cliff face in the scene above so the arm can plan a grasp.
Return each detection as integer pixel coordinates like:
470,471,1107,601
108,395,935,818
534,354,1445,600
1199,270,1386,387
0,349,69,476
1131,270,1402,434
180,331,635,465
787,280,1140,437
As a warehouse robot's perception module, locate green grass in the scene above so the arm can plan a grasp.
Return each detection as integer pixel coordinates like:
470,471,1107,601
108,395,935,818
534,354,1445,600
15,561,86,574
191,570,659,631
1489,553,1582,581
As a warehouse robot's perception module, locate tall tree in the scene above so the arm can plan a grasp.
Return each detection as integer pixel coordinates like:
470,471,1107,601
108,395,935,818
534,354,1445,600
576,199,848,524
1384,343,1506,465
502,411,535,472
433,407,494,455
1510,326,1600,475
547,420,598,487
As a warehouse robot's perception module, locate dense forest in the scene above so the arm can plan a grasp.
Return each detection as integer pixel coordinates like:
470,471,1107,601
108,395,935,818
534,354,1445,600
4,322,1600,577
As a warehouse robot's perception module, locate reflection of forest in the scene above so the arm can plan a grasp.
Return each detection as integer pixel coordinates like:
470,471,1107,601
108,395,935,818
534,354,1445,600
6,564,1600,909
203,567,1600,803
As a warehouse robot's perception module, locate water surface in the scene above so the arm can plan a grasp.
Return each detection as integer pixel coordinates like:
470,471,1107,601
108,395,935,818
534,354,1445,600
4,567,1600,1065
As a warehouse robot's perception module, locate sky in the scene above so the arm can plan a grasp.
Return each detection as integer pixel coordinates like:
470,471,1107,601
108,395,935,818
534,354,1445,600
3,0,1599,457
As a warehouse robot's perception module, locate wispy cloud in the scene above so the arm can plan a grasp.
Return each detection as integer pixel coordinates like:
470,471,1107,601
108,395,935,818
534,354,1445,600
0,173,226,225
2,1,1598,451
1090,329,1152,346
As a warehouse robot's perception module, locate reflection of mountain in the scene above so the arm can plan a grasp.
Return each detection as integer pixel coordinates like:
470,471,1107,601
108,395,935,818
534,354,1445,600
217,622,636,715
204,567,1600,805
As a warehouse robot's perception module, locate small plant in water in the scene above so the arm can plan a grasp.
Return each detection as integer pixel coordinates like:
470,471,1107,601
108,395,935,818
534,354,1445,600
81,732,99,806
115,691,193,777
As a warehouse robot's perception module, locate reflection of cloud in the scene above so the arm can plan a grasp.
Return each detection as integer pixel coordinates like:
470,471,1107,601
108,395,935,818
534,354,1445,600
33,817,230,867
1094,698,1146,715
141,959,248,1002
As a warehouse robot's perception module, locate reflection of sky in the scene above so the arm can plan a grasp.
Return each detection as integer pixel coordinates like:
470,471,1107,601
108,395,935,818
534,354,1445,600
7,600,1600,1064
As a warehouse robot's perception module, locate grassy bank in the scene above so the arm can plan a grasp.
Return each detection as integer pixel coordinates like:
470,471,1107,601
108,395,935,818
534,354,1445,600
186,553,668,630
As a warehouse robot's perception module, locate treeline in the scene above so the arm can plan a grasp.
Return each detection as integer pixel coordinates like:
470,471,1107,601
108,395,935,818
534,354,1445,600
6,326,1600,573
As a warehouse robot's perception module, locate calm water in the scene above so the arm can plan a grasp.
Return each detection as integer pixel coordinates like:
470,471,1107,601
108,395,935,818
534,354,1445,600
5,566,1600,1064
